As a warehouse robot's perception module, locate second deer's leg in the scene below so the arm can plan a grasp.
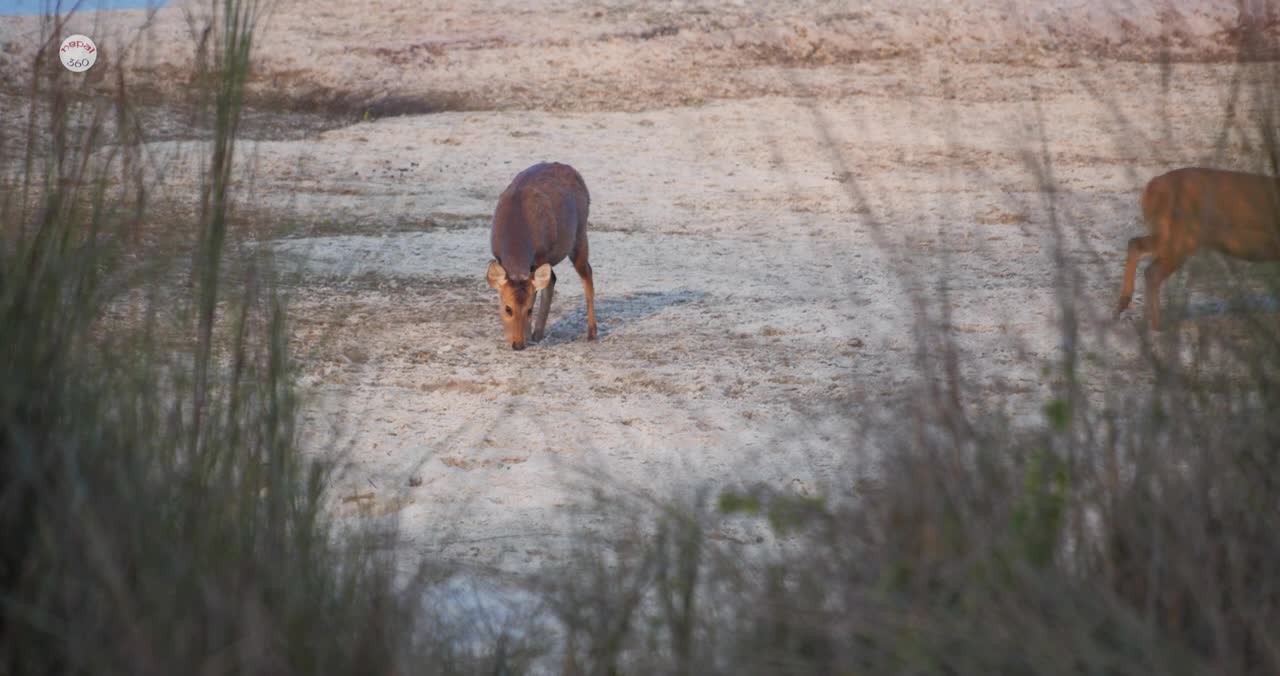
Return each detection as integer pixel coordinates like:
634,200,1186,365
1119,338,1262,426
1116,235,1153,316
532,269,556,342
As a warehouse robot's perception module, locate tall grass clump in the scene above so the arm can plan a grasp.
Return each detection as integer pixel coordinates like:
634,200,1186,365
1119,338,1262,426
0,2,532,673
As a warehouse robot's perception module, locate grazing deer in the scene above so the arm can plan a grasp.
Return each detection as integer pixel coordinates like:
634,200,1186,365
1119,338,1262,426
486,162,597,350
1116,167,1280,330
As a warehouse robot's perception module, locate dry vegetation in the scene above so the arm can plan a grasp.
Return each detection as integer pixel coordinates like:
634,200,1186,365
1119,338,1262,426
3,0,1280,674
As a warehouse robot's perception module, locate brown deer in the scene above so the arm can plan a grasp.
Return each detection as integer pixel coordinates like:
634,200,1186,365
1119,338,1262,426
486,162,597,350
1116,167,1280,330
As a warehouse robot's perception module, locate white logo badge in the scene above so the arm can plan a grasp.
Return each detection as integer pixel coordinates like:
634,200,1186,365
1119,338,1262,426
59,35,98,73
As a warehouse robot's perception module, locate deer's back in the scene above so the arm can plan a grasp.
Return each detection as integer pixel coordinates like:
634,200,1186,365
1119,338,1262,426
490,163,590,280
1144,167,1280,261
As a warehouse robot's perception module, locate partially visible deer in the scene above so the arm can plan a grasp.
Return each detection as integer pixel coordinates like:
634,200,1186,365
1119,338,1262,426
486,162,597,350
1116,167,1280,330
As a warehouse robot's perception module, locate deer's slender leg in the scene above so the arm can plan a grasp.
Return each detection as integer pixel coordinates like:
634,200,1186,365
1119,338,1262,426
1116,235,1153,316
532,269,556,342
570,238,596,340
1144,254,1186,331
524,289,537,340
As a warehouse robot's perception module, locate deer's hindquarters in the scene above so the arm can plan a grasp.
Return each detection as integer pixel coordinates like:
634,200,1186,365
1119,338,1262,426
1117,167,1280,330
1116,175,1192,330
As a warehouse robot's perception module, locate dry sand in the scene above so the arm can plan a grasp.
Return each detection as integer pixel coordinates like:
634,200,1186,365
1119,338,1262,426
3,1,1277,577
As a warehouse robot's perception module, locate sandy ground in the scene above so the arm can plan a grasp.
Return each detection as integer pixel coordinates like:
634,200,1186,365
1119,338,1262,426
5,1,1279,577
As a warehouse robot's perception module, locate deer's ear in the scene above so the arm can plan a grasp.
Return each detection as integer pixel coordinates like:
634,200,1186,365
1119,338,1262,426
532,263,552,291
486,260,507,289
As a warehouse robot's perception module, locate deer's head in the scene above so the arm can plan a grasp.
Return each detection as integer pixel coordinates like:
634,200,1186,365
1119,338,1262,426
487,260,551,350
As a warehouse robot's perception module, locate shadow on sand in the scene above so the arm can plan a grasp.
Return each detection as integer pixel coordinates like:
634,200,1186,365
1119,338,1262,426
1179,292,1280,323
537,289,707,346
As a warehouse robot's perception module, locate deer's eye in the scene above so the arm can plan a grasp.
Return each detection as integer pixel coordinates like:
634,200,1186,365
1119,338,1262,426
527,308,533,316
504,306,513,316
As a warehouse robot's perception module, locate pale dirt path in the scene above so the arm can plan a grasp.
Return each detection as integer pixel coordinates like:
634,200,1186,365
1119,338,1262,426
260,59,1271,574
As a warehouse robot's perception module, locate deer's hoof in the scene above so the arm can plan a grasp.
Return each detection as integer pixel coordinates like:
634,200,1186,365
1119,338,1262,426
1114,296,1131,317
